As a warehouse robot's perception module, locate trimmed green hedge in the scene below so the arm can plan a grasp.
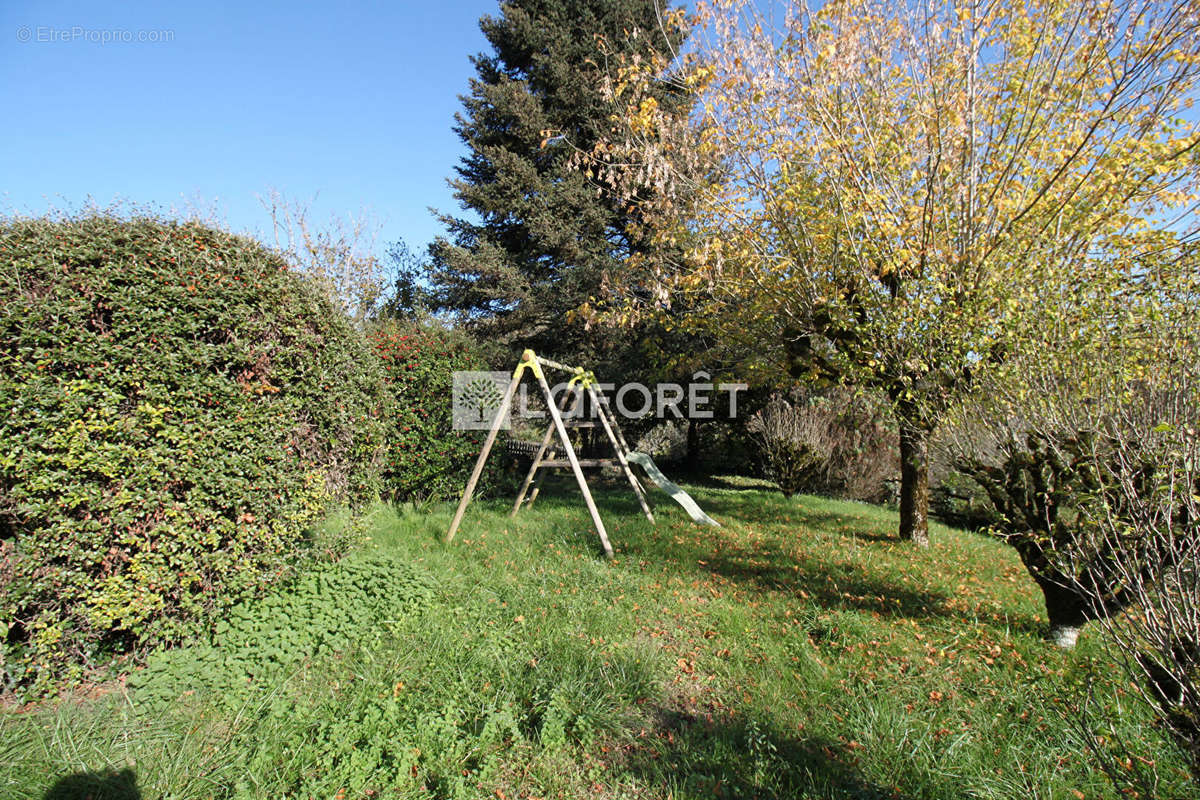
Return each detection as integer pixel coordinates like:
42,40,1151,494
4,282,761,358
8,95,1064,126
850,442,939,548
0,215,385,692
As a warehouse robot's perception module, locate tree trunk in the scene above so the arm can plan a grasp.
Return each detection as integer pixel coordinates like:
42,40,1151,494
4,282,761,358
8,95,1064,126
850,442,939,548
898,421,930,547
1036,578,1092,649
685,418,701,474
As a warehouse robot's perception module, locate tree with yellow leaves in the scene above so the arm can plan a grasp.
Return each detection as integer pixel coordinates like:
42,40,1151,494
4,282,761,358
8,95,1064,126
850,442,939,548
584,0,1200,546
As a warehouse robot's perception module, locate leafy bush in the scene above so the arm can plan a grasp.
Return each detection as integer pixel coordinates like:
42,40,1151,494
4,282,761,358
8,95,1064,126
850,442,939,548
929,467,996,532
634,420,690,462
0,214,385,692
121,528,644,798
372,319,505,504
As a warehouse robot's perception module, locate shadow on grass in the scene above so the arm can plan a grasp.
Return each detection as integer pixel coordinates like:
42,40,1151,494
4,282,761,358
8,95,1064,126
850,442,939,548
625,527,956,623
471,484,1044,636
625,704,906,800
459,483,1049,645
680,473,779,493
695,493,898,538
562,487,950,621
43,768,140,800
543,486,1042,635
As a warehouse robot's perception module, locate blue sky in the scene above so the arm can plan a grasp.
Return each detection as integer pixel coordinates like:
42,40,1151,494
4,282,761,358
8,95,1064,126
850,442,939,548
0,0,499,259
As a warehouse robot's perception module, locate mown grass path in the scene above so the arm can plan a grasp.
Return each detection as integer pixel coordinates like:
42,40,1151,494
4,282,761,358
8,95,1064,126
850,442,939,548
1,482,1187,798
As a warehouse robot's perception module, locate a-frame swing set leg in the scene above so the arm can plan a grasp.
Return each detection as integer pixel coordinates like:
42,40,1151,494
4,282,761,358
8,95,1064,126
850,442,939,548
531,363,614,558
446,361,526,545
511,384,579,516
586,384,655,523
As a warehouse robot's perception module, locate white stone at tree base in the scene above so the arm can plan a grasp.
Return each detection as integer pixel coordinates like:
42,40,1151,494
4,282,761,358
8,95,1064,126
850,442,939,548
1051,625,1081,649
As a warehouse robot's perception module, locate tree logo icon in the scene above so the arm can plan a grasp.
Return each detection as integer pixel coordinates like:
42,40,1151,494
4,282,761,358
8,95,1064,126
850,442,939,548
453,371,511,430
462,377,503,421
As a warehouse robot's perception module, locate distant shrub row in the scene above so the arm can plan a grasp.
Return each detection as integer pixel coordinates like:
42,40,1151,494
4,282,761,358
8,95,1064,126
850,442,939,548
0,215,491,693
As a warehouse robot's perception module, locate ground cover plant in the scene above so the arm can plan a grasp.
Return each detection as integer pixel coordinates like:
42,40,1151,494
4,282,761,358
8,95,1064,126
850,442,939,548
2,484,1190,799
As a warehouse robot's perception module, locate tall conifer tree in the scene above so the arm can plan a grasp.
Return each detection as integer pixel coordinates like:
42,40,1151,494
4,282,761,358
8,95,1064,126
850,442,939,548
427,0,689,364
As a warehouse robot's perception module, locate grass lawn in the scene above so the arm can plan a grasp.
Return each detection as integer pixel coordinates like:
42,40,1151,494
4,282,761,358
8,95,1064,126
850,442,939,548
1,480,1188,799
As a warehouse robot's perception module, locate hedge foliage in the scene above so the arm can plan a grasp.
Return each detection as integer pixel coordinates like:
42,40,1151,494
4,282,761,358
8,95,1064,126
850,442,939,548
372,320,504,504
0,214,385,691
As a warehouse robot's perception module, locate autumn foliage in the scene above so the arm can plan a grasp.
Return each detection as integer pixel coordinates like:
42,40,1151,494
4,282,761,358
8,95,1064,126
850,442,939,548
582,0,1200,548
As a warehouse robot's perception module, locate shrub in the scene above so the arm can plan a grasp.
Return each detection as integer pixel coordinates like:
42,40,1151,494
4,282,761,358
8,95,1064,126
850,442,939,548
928,464,996,532
634,420,690,463
747,387,897,502
820,389,899,503
747,394,834,498
0,214,385,692
949,382,1200,783
934,244,1200,791
372,319,505,505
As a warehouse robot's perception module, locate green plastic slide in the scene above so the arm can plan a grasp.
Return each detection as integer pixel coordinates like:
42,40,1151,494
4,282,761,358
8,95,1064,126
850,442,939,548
627,452,720,527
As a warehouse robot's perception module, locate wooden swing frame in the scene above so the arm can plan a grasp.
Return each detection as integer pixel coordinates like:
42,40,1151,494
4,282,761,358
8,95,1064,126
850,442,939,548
446,349,653,558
